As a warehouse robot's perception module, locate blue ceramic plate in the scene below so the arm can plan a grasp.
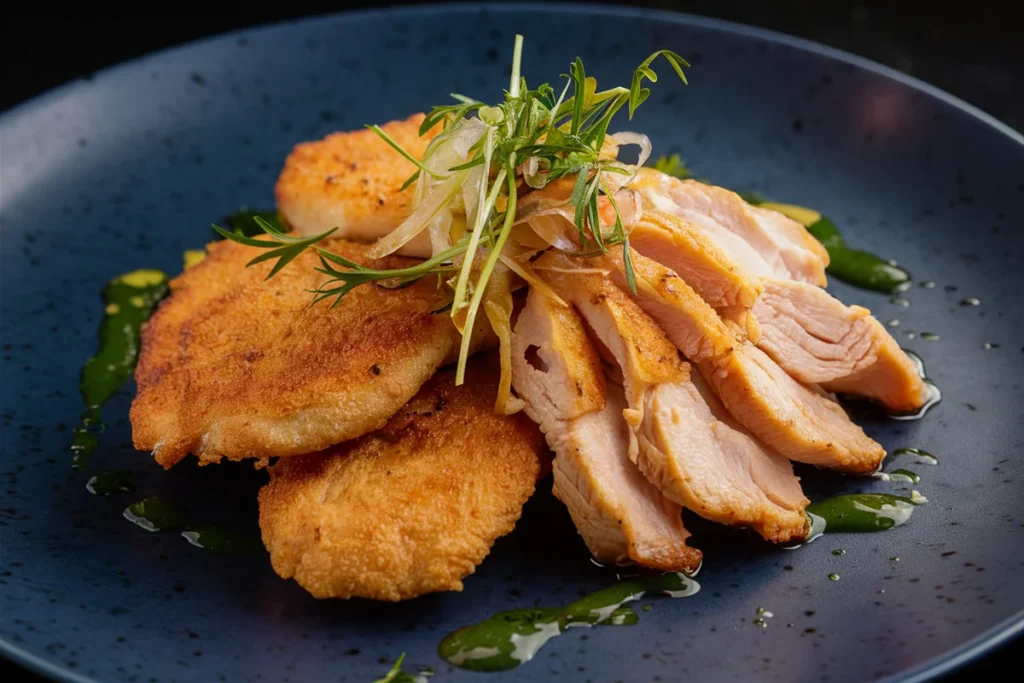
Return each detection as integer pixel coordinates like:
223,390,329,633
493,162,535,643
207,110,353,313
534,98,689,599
2,5,1022,682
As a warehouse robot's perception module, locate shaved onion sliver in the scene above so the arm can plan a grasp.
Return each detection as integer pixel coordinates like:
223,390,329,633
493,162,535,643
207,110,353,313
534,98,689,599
482,268,524,416
609,132,652,169
448,118,485,161
369,170,467,258
461,165,485,230
497,252,567,307
451,129,500,314
412,118,485,211
516,213,580,252
427,208,454,256
484,299,523,415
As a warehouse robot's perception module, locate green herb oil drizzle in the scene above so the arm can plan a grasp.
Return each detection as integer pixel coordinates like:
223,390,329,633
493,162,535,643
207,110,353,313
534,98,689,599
888,469,921,484
893,447,938,466
438,572,699,671
181,524,264,554
124,498,260,554
805,493,924,538
72,269,169,469
86,470,135,496
123,497,189,532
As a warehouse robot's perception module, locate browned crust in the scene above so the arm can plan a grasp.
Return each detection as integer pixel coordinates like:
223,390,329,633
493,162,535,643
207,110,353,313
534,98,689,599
130,237,459,468
275,113,441,236
257,356,550,600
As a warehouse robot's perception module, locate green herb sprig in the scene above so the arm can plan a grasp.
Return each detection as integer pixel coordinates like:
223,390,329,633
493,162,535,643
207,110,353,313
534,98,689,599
216,35,688,385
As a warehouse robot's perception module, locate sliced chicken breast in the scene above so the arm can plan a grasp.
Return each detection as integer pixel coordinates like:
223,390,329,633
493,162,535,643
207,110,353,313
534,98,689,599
535,264,810,541
640,377,809,541
754,280,929,411
630,168,829,285
584,250,885,474
275,113,440,255
628,211,764,335
628,175,928,412
511,289,701,571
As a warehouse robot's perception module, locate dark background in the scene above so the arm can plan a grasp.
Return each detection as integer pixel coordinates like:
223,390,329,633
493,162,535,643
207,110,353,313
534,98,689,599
3,1,1022,130
1,1,1020,681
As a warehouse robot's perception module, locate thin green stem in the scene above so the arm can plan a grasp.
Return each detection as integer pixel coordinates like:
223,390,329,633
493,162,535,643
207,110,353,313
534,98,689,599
366,125,450,178
452,127,497,314
455,155,519,385
509,34,524,98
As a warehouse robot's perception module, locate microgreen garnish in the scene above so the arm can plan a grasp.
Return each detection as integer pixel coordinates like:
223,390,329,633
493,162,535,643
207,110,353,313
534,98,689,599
218,34,689,388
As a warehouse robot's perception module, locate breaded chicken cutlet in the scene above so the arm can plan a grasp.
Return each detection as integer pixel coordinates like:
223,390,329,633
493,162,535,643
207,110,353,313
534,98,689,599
131,237,472,468
258,354,549,600
275,113,440,255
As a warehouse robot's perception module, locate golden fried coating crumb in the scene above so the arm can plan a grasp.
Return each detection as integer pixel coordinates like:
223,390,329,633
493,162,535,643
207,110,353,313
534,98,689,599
258,356,549,600
130,237,460,468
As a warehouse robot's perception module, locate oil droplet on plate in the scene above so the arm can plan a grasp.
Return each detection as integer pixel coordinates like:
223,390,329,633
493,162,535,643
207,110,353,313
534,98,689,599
123,497,188,532
888,469,921,484
86,470,134,496
893,447,938,465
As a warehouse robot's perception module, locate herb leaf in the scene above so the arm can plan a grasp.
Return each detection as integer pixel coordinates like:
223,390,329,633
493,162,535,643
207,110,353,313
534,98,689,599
223,35,689,390
629,50,690,118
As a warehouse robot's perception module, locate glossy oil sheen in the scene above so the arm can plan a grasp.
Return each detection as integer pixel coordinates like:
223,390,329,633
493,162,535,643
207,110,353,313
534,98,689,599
86,470,135,496
180,525,263,555
806,494,919,534
1,6,1022,683
438,573,698,671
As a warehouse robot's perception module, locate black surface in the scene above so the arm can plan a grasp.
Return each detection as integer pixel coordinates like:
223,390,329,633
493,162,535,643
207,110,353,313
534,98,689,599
1,3,1020,681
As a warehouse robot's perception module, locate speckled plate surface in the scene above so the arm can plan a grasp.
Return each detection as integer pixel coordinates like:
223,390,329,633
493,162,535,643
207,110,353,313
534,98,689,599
2,4,1023,682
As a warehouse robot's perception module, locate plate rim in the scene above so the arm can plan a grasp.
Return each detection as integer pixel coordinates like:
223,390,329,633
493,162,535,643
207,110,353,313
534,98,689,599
1,3,1021,682
1,1,1021,147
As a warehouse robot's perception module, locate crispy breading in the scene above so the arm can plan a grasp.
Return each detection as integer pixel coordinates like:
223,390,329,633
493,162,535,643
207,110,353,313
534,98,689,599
130,237,462,468
275,113,440,250
258,356,549,601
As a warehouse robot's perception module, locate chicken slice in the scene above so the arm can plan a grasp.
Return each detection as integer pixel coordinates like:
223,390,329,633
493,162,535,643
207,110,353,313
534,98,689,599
131,237,488,468
258,355,548,601
628,211,764,338
753,280,929,411
582,251,885,474
691,373,809,514
275,113,440,254
629,175,928,412
630,168,829,285
534,265,810,541
511,289,701,570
